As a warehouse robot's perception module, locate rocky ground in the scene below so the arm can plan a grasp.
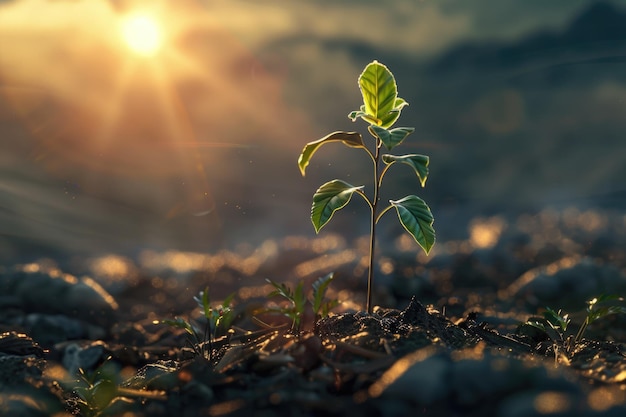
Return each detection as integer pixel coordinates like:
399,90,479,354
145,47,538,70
1,207,626,417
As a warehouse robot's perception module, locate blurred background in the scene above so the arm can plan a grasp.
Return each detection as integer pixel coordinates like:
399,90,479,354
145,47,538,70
0,0,625,270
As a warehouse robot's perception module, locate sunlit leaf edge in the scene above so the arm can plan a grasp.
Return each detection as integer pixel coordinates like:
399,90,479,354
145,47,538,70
382,153,429,187
311,180,364,233
298,131,364,176
359,61,397,122
390,195,435,254
369,126,415,150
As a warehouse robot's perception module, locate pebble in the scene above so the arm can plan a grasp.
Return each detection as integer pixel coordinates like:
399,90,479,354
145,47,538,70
370,347,449,405
62,341,107,375
370,345,584,416
0,332,46,386
23,313,106,347
0,264,119,327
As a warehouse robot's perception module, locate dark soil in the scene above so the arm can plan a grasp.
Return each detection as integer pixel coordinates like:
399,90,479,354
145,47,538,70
1,209,626,417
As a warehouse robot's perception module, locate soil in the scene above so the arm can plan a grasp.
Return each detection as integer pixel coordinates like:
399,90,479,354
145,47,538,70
1,209,626,417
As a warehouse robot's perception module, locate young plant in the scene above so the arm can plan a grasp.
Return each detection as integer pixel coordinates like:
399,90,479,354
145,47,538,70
163,287,235,359
71,359,130,417
298,60,435,313
523,307,571,344
69,358,167,417
265,273,339,333
521,294,626,347
574,294,626,343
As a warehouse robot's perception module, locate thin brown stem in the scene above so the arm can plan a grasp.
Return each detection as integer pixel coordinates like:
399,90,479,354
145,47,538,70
366,137,381,314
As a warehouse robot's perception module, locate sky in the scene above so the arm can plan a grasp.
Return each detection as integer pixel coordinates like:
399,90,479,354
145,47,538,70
0,0,624,261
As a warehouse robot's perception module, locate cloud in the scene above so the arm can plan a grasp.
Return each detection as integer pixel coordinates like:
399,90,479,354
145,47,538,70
200,0,470,57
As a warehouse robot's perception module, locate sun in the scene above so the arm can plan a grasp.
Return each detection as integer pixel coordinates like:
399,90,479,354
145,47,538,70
121,14,162,57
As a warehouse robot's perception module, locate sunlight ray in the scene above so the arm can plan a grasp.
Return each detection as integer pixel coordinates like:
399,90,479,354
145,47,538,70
91,59,137,155
147,59,218,220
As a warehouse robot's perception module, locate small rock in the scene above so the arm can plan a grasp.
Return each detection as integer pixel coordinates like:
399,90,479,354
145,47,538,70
0,332,45,357
24,314,106,347
369,347,450,405
62,341,106,375
0,332,46,386
181,380,215,406
0,264,118,327
498,390,579,417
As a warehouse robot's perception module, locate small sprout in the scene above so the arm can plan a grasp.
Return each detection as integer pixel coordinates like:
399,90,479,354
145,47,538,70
544,307,570,334
164,287,235,360
265,278,307,333
71,358,131,417
521,294,626,353
194,287,236,339
575,294,626,343
311,273,340,319
264,273,339,333
298,60,435,313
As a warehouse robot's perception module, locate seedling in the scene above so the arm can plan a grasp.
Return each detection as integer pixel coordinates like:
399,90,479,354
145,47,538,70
163,287,235,360
521,294,626,348
265,273,339,333
69,358,167,416
575,294,626,343
71,359,130,417
523,307,571,344
298,60,435,313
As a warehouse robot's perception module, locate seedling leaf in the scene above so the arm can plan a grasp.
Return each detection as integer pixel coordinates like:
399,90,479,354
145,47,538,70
266,279,294,302
382,153,429,187
390,195,435,254
194,287,211,320
369,126,415,150
298,131,365,176
221,292,236,310
353,61,407,128
311,180,364,233
90,379,118,411
544,307,570,332
293,280,306,314
163,318,196,338
311,273,334,315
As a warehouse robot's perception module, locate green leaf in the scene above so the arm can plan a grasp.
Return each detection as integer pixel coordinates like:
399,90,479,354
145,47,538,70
266,278,294,302
221,292,236,310
320,300,340,317
311,180,364,233
90,379,117,411
389,195,435,254
353,61,408,128
382,154,429,187
544,307,570,332
369,126,414,150
293,281,306,315
163,318,196,338
394,97,408,110
311,273,334,315
193,287,211,320
298,131,364,176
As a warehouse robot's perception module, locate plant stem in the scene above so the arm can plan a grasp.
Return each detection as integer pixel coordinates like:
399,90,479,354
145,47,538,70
366,138,381,314
574,319,588,344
